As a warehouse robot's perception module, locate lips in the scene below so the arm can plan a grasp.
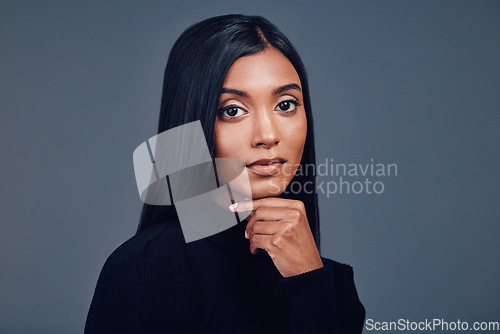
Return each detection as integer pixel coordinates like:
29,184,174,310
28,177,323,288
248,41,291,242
246,157,286,176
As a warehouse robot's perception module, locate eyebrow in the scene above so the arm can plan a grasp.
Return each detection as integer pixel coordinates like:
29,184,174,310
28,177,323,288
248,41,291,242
220,83,302,97
274,83,301,95
220,88,248,97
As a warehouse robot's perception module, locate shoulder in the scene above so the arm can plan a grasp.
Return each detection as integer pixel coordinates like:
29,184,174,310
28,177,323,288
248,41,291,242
98,221,192,281
85,222,199,333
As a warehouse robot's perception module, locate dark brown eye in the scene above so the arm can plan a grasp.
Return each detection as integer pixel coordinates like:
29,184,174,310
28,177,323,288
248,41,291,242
219,105,246,118
279,101,291,111
276,99,299,113
226,107,239,116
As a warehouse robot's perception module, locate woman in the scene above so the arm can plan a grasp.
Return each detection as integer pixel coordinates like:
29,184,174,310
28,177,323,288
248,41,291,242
85,14,365,333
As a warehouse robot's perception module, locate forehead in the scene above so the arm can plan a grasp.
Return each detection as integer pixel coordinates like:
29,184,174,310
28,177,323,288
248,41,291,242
223,47,301,91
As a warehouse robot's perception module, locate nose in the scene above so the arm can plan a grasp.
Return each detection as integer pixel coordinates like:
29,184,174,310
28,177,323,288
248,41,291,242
251,110,280,148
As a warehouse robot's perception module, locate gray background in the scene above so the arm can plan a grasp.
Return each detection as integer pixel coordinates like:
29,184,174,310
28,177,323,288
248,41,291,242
1,1,498,333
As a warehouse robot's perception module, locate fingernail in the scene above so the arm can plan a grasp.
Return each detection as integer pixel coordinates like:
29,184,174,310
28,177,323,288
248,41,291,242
229,203,237,212
245,230,248,239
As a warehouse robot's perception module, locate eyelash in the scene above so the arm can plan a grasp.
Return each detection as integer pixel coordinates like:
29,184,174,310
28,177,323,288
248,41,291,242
218,99,301,119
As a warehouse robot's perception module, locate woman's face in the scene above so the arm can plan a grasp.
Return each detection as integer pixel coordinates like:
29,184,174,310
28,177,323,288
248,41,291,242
214,47,307,199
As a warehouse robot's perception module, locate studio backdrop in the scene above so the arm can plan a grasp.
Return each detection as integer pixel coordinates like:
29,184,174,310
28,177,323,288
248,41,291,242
0,1,498,333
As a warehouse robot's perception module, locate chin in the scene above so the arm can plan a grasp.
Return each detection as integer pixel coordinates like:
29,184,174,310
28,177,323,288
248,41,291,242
249,178,288,199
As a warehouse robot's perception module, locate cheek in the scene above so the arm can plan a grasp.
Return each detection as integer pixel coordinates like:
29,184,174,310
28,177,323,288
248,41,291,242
284,115,307,153
214,122,246,158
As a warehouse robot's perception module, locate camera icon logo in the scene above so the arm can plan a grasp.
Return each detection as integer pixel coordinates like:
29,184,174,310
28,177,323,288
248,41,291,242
133,121,252,242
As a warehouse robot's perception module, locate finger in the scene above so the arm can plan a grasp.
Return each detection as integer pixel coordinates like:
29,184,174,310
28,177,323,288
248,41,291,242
249,234,274,255
245,207,294,239
247,220,281,240
245,206,285,238
249,206,288,222
229,197,304,213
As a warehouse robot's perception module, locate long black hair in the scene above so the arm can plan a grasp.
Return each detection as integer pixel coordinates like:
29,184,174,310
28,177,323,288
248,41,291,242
137,14,321,250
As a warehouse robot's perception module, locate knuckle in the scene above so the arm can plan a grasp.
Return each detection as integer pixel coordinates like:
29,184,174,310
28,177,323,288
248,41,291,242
271,236,282,248
254,207,263,217
290,199,303,210
289,209,301,219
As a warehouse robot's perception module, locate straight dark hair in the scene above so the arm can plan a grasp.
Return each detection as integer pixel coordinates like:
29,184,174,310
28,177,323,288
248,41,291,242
137,14,321,250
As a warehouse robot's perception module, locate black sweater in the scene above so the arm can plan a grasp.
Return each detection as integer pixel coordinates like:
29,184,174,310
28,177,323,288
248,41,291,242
85,220,365,333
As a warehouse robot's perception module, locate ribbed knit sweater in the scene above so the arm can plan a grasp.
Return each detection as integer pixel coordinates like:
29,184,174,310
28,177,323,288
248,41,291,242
85,220,365,333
